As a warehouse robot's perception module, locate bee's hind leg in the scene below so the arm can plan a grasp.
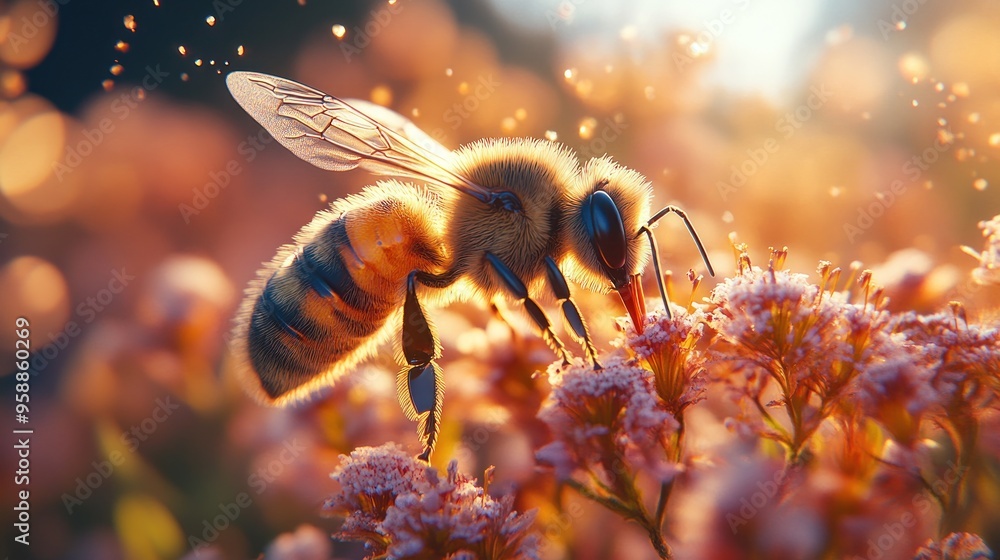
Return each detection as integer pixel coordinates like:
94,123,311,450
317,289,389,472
484,252,572,367
399,271,445,462
544,257,601,370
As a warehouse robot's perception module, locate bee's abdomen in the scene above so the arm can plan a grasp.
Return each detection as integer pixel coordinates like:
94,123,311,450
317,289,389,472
233,184,447,405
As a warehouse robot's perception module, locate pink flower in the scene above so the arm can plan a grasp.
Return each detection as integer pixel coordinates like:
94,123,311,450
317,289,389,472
382,463,539,560
327,444,538,559
618,304,708,416
263,524,333,560
853,350,937,446
912,532,993,560
327,443,427,555
708,265,849,383
892,310,1000,410
536,356,678,482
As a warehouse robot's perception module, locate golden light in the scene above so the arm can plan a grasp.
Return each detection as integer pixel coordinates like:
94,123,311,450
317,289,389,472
0,111,64,198
370,84,393,106
897,53,929,82
0,256,70,353
0,0,59,68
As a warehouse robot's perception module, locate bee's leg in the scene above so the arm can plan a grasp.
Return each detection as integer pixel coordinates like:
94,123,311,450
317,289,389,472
399,271,444,462
544,256,601,370
484,253,571,366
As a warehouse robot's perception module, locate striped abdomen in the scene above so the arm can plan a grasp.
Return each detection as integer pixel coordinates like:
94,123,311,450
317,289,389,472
232,184,447,405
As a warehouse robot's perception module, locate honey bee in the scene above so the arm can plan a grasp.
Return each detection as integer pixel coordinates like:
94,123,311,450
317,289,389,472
226,71,713,460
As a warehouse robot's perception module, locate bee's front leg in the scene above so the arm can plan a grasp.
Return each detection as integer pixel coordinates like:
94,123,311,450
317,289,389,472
399,271,444,462
544,256,601,370
484,252,571,367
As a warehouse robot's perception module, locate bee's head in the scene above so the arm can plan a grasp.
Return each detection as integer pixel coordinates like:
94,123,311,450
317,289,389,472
564,157,652,332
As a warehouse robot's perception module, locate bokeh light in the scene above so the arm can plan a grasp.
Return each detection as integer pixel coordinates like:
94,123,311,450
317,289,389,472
1,1,998,559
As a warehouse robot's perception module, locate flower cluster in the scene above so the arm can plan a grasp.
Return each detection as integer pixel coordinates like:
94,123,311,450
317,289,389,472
618,304,708,417
536,356,679,558
536,356,678,482
327,443,538,559
913,532,994,560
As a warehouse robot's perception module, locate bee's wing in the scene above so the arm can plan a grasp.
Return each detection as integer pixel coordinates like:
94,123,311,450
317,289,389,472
226,71,492,203
340,98,454,161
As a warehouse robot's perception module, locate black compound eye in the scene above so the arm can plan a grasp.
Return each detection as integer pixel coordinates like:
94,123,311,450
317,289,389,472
583,190,627,271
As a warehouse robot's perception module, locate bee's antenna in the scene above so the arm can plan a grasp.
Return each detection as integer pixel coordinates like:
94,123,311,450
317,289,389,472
636,205,716,319
642,205,716,278
638,225,671,319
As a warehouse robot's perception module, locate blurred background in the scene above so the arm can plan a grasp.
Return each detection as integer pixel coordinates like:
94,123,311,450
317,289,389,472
1,0,998,558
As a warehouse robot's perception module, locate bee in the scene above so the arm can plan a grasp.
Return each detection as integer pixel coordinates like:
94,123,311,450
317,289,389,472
226,71,714,461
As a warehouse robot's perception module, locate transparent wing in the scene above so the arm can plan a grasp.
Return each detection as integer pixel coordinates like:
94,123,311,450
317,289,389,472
341,98,454,161
226,71,492,203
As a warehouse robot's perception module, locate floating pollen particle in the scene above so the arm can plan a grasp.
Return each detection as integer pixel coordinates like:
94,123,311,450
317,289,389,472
578,117,597,140
115,40,130,53
332,24,346,39
124,15,137,32
544,130,558,142
102,79,114,91
237,45,245,56
110,64,123,76
974,178,988,191
370,85,392,106
206,15,217,26
1,70,26,98
178,45,187,56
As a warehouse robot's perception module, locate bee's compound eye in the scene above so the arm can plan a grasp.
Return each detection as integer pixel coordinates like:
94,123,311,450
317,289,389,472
584,190,627,270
